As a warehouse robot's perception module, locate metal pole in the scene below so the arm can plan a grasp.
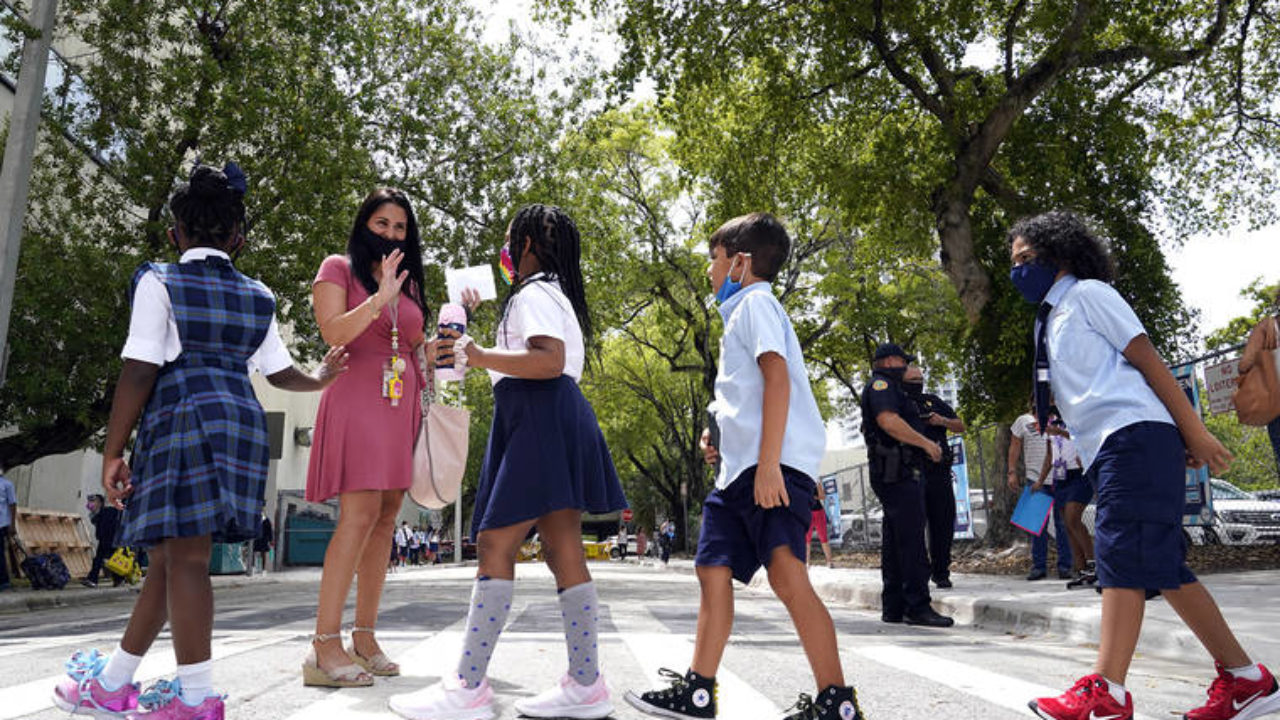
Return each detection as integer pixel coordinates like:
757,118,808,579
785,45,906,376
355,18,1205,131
0,0,59,386
454,496,463,564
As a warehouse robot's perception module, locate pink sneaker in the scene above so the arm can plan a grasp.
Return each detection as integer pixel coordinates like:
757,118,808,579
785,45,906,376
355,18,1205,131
52,649,140,718
388,673,495,720
515,672,613,719
126,679,225,720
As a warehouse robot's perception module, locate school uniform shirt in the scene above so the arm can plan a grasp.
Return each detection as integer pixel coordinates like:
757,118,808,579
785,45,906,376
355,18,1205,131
489,273,584,385
1048,433,1083,482
1010,414,1049,484
0,475,15,528
1042,275,1174,468
121,248,292,375
709,283,826,490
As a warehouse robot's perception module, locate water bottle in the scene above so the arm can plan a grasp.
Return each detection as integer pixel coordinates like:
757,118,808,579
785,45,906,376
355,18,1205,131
435,302,467,382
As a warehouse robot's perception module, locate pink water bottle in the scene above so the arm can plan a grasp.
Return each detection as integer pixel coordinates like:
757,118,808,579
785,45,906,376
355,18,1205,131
435,302,467,382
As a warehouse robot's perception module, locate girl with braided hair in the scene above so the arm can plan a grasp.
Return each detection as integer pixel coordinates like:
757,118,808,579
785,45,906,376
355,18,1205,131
53,163,348,720
390,204,627,720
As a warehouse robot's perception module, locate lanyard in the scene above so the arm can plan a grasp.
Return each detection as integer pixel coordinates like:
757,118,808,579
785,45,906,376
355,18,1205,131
383,296,405,405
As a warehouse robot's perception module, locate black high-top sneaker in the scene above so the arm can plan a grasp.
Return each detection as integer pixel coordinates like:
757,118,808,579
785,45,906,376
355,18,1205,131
782,685,863,720
624,668,717,719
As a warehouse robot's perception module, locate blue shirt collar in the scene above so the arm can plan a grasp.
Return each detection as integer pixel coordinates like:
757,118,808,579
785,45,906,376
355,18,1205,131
717,281,772,321
1044,273,1077,307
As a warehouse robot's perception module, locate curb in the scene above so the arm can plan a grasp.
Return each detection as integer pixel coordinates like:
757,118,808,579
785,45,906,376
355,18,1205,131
0,573,289,616
638,557,1211,664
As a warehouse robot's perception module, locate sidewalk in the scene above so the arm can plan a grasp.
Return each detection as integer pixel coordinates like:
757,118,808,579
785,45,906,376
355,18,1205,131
639,557,1280,666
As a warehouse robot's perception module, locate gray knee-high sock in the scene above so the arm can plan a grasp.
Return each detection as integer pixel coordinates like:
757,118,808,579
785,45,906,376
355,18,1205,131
456,577,514,688
558,581,601,685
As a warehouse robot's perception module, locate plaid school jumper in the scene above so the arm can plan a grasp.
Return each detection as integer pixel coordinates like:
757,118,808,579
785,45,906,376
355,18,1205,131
120,256,275,548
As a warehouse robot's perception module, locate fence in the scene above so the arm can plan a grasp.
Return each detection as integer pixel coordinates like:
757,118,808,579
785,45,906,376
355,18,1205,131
826,423,1004,552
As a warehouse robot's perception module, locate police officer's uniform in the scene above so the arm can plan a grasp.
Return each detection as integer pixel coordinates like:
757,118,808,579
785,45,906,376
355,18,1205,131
859,346,950,626
913,390,959,587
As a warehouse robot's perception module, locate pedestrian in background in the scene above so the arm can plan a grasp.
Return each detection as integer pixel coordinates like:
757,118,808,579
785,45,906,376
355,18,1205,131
252,513,274,575
861,344,953,628
1008,401,1071,580
1041,415,1096,589
806,484,833,569
1011,210,1279,720
903,365,965,589
0,464,15,592
82,494,122,588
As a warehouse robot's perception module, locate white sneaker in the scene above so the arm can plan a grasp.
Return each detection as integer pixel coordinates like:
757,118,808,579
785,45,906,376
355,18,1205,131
514,672,613,719
388,674,495,720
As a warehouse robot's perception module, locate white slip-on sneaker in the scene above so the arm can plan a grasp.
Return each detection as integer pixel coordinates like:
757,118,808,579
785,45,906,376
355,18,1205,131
388,674,495,720
514,672,613,719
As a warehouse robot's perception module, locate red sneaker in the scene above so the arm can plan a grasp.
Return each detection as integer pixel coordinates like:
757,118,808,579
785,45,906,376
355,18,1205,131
1030,674,1134,720
1184,663,1280,720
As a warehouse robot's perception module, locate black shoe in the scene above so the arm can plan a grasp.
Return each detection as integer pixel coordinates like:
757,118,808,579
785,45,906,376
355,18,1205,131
80,579,97,588
1066,571,1097,589
624,668,717,719
881,612,903,624
782,685,863,720
933,576,953,589
904,608,955,628
1026,569,1047,581
1057,570,1073,580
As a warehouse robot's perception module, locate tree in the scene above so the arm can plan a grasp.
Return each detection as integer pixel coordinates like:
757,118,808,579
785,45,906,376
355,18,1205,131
0,0,566,468
561,0,1280,543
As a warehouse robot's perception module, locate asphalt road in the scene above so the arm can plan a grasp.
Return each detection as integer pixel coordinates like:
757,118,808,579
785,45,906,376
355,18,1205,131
0,562,1223,719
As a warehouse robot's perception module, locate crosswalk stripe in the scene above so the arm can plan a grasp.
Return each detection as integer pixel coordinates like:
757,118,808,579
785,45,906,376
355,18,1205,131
852,644,1161,720
621,631,780,719
281,625,468,720
0,630,297,720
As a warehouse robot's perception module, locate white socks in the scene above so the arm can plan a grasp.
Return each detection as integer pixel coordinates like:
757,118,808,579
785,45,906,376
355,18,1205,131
176,659,214,704
1229,663,1264,682
99,645,143,691
1103,677,1128,705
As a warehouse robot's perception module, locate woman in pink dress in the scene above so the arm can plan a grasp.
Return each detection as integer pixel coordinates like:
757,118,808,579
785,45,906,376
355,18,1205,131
302,188,459,687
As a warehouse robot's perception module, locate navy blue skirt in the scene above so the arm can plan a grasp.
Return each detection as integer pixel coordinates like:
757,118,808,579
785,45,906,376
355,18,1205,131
470,376,627,538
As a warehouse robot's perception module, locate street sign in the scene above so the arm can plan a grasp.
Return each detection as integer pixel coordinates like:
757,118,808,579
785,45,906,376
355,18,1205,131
1172,362,1214,526
1204,357,1239,415
621,508,633,522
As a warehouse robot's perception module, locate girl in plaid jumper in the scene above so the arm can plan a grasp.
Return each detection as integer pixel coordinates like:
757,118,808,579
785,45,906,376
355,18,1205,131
52,164,348,720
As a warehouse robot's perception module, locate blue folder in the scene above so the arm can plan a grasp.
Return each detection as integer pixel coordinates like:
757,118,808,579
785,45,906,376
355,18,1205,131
1010,486,1054,536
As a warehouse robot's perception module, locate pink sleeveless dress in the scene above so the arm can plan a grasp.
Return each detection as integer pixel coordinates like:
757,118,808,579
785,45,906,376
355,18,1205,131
306,254,426,502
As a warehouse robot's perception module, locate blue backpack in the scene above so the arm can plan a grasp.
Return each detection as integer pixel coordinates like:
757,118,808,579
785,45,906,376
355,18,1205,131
18,547,70,590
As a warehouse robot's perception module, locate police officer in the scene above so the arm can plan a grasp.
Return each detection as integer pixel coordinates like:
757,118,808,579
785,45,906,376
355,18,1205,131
903,365,966,590
860,344,954,627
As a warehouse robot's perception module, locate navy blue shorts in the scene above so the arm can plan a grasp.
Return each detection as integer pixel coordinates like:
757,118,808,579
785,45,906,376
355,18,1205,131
1055,468,1093,506
1087,422,1197,591
695,465,815,584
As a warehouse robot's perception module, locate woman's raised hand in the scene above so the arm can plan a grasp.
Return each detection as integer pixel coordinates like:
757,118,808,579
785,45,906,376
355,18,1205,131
374,249,408,310
461,287,482,314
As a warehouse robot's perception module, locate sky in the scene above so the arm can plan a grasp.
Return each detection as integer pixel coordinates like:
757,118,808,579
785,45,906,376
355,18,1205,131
471,1,1280,341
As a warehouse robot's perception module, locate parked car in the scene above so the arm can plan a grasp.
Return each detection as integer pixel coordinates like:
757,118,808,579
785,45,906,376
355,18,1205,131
1254,488,1280,502
839,507,883,550
1183,479,1280,545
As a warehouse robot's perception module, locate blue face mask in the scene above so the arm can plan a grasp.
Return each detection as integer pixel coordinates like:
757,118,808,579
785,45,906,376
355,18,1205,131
1009,260,1058,304
715,253,750,304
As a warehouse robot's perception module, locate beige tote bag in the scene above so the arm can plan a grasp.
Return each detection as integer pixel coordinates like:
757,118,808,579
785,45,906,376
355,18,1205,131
409,350,470,509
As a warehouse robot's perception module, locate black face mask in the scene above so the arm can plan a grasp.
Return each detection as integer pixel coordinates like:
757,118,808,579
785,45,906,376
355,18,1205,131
359,225,402,258
903,381,924,398
879,367,906,384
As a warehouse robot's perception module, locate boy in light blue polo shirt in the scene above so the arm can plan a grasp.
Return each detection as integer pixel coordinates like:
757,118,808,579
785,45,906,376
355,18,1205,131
625,213,863,720
1011,211,1278,720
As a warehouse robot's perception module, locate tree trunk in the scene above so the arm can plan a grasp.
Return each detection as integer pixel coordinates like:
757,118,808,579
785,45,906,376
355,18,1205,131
983,424,1020,547
934,188,993,322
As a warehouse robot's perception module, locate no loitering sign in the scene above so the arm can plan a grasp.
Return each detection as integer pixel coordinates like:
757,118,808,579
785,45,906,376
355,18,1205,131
1204,357,1240,415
